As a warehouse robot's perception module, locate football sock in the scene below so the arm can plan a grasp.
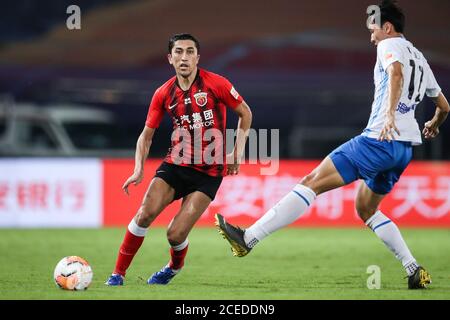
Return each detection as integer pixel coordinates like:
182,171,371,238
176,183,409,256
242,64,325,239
404,261,420,277
365,210,418,276
168,239,189,271
113,218,148,277
244,184,316,247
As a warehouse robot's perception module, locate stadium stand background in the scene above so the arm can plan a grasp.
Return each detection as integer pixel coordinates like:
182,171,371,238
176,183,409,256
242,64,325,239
1,0,449,159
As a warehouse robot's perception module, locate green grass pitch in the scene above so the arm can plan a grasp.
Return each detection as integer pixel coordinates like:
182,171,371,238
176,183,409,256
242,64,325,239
1,227,449,300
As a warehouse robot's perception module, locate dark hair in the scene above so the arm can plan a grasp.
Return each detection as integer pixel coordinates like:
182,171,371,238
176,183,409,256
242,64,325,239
379,0,405,33
168,33,200,54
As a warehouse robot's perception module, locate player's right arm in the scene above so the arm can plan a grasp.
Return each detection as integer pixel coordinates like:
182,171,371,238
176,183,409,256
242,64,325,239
379,61,403,141
122,88,165,195
423,92,449,139
122,126,156,195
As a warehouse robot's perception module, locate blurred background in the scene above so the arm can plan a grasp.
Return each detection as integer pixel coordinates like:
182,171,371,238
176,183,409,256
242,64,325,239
1,0,449,159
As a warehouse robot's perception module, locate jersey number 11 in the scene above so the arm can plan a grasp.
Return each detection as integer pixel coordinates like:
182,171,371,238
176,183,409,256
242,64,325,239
408,59,424,103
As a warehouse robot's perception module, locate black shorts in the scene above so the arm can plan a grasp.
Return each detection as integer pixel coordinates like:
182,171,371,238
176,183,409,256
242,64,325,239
154,162,223,201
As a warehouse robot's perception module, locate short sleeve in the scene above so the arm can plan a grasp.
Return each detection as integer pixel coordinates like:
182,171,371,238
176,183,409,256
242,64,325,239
145,88,165,128
215,76,243,109
377,39,404,70
424,61,442,98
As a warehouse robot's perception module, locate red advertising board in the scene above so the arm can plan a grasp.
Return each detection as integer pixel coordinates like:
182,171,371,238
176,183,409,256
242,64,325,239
103,159,450,228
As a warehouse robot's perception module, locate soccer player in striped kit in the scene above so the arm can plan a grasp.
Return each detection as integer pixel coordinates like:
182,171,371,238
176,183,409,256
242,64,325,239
106,34,252,285
216,0,449,289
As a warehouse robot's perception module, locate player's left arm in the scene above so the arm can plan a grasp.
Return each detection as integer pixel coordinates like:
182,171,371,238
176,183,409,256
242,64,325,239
379,61,403,142
423,92,450,139
228,101,253,175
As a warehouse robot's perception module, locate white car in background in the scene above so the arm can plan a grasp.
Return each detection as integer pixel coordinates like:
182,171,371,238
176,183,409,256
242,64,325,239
0,103,135,157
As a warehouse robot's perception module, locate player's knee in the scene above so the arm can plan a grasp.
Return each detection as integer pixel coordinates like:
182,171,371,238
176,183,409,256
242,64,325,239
135,205,160,227
300,172,316,188
300,172,321,194
166,227,186,246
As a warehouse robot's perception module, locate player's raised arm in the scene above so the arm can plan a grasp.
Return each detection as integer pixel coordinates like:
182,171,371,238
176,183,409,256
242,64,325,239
122,126,156,195
228,101,252,175
379,61,403,142
423,92,450,139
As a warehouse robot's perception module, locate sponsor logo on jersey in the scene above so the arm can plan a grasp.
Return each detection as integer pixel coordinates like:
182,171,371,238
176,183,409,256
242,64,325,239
194,92,208,107
396,102,416,114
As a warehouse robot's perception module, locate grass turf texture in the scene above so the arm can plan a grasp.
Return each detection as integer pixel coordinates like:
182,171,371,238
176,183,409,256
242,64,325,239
0,227,449,300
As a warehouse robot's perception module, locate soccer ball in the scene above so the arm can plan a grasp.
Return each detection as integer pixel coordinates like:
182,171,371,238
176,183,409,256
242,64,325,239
53,256,93,290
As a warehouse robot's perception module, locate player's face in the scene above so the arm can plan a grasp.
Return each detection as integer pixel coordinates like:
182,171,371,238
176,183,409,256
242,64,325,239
368,23,387,46
168,40,200,78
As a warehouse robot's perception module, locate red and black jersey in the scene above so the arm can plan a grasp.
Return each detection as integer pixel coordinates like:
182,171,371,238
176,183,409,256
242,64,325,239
145,68,243,177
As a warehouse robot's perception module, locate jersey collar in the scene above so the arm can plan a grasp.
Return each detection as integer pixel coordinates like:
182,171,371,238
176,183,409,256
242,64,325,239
175,68,200,92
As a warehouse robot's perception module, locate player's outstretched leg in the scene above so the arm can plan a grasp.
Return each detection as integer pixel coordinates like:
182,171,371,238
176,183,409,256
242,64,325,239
215,213,252,257
215,183,316,257
215,157,344,257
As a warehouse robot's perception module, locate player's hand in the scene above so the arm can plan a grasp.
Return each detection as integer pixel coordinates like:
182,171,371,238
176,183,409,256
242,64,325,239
378,117,400,142
122,171,144,195
422,120,439,139
226,153,240,176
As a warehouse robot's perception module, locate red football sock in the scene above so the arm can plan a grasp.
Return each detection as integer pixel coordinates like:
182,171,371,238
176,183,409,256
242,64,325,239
113,229,145,276
169,245,189,270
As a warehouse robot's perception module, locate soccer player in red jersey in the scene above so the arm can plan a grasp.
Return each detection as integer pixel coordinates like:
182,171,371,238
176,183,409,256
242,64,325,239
105,34,252,285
